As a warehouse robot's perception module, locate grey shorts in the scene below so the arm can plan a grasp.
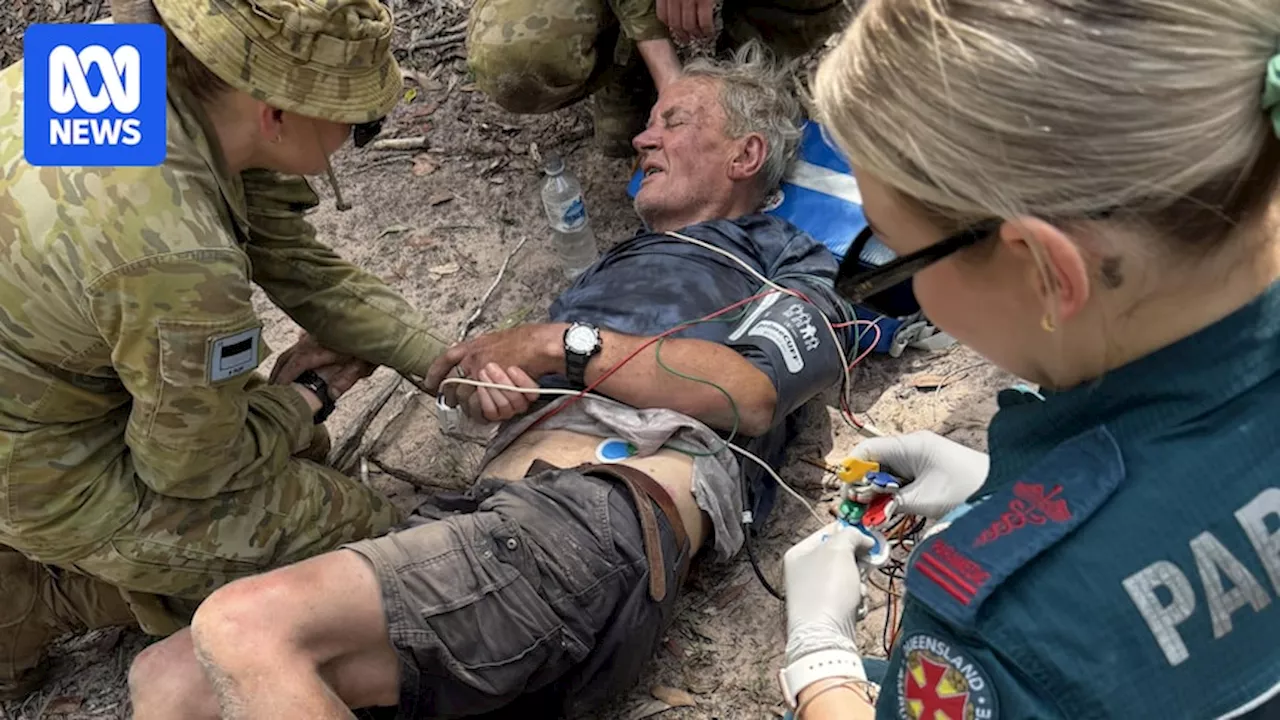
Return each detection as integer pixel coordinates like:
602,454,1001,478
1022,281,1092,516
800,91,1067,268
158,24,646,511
343,464,689,719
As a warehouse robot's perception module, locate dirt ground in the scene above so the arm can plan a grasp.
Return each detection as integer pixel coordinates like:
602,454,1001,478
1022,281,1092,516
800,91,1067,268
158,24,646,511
0,1,1016,717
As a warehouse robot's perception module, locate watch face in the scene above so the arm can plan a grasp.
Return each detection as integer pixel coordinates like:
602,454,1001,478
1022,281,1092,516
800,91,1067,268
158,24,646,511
566,325,599,353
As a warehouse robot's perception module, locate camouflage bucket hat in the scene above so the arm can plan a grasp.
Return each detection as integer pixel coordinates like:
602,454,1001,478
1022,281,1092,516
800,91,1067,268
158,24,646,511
151,0,403,124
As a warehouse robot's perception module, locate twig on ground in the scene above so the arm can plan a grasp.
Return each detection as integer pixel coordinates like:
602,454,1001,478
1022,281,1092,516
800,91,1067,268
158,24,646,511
458,235,529,342
327,376,404,473
352,155,412,174
395,3,434,24
366,136,429,152
406,30,466,53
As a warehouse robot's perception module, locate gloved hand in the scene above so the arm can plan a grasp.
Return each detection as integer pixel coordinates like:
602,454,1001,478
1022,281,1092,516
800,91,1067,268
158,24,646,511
846,431,989,520
783,521,875,665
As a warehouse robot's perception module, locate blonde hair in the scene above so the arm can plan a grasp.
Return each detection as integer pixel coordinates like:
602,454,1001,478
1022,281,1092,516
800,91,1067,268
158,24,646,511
813,0,1280,249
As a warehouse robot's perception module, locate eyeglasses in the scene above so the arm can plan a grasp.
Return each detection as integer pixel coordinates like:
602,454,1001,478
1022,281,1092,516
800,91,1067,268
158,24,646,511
834,219,1002,314
352,118,384,148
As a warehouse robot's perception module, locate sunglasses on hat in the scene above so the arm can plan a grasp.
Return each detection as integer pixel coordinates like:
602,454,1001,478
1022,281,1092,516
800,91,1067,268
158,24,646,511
352,118,384,148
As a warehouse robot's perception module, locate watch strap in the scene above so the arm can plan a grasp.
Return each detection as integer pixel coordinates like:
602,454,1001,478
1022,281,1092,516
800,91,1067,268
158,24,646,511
565,350,589,388
778,649,868,710
295,370,336,424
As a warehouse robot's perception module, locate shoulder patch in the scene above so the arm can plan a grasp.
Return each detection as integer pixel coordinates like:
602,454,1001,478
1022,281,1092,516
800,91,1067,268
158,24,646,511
209,327,261,383
895,631,999,720
906,425,1126,627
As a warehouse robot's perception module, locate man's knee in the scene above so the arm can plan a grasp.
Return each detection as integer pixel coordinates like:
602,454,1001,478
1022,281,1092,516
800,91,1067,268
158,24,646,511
467,0,604,113
189,569,303,669
128,631,220,720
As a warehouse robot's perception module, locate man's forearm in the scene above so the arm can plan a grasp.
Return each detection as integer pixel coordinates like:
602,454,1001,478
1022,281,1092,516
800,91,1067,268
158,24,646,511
540,324,777,435
637,38,682,91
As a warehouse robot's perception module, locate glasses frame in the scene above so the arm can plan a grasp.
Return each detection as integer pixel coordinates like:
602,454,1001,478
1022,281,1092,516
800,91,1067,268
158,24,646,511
352,118,385,149
834,219,1003,308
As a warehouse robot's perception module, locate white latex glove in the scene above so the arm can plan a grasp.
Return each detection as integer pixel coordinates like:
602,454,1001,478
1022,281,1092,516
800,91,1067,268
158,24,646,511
849,431,989,520
783,521,875,664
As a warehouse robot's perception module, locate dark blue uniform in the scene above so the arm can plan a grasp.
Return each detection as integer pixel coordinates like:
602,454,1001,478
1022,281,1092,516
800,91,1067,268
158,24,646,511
877,283,1280,719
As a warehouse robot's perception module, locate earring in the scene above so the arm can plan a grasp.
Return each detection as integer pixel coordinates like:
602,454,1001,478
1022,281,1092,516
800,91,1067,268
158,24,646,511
271,134,282,144
1041,313,1056,333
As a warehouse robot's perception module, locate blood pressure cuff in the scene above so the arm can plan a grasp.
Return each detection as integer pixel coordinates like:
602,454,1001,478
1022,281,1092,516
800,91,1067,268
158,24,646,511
724,284,850,430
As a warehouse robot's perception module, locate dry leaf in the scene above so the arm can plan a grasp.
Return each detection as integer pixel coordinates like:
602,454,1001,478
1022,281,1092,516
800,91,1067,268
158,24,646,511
412,154,436,177
910,373,953,390
460,83,479,93
43,696,83,714
400,68,444,92
625,699,674,720
428,193,453,206
428,262,460,276
650,686,696,708
375,225,410,240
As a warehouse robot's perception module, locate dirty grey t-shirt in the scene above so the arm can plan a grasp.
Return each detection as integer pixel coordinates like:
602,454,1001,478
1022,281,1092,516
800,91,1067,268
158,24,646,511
523,214,855,543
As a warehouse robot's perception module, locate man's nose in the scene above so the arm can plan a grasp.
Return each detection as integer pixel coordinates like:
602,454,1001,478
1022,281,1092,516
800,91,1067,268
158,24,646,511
632,126,659,153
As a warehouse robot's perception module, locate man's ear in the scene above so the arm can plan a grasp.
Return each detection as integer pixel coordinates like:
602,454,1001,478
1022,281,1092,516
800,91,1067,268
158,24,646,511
728,133,767,182
999,217,1092,326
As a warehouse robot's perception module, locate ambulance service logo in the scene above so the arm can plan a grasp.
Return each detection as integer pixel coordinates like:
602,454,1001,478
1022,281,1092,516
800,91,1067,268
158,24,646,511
897,633,997,720
23,23,167,167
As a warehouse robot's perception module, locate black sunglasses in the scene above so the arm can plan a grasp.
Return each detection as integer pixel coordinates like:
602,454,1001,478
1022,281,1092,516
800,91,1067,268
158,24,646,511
352,118,384,148
835,219,1002,314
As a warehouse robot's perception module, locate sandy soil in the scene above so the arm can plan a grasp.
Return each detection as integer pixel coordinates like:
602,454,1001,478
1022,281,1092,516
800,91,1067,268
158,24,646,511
0,1,1015,717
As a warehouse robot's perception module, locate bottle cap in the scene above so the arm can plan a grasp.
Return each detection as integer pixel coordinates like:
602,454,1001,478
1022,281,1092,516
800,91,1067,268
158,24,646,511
542,153,565,176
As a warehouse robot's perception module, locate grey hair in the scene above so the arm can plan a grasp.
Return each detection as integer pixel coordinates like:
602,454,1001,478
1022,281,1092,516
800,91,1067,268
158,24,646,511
684,40,804,194
813,0,1280,251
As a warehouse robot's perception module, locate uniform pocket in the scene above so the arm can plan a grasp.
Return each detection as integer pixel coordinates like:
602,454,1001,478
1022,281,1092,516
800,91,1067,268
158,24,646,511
156,314,265,389
403,513,587,683
74,535,266,602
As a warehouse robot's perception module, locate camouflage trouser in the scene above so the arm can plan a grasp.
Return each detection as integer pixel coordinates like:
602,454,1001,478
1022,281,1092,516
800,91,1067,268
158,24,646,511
0,426,399,699
466,0,853,145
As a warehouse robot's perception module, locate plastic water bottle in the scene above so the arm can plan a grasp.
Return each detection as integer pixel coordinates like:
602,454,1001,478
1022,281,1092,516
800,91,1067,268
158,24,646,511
540,153,598,279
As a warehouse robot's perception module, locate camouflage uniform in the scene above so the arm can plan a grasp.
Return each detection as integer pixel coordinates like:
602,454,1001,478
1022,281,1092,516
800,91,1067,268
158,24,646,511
465,0,853,155
0,0,444,700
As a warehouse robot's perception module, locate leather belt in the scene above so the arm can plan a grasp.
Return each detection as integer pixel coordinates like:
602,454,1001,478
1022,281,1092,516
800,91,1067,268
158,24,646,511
528,459,691,603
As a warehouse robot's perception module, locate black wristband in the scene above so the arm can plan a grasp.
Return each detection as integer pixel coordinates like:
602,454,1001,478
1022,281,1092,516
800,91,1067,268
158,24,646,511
295,370,336,424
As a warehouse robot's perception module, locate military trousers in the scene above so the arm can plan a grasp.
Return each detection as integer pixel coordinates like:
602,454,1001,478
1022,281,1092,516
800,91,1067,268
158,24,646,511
0,425,400,699
465,0,855,116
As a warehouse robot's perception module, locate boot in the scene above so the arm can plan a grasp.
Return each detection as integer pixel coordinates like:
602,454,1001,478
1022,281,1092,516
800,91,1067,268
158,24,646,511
0,545,139,702
0,547,58,701
591,57,657,158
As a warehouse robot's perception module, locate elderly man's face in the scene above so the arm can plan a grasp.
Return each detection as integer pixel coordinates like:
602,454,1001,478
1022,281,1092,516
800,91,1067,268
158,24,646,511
632,77,744,230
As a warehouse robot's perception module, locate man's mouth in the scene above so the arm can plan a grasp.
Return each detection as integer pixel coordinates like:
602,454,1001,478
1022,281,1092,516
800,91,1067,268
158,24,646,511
641,166,664,183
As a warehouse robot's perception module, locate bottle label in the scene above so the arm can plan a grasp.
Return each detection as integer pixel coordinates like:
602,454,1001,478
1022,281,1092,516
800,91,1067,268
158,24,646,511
550,195,588,232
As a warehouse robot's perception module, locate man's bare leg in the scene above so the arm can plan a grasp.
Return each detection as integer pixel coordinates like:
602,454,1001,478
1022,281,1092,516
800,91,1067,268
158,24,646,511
129,549,400,720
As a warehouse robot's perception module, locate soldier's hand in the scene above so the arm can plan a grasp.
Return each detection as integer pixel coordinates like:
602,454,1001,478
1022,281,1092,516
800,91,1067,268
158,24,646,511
314,359,377,397
271,332,375,390
658,0,715,41
425,324,563,409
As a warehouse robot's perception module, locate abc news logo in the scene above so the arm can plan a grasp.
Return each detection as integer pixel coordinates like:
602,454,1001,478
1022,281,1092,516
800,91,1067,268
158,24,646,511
48,44,143,146
23,23,166,167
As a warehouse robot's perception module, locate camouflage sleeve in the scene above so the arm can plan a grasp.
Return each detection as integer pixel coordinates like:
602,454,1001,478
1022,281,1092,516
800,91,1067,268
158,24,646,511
240,170,450,379
86,248,318,500
609,0,669,42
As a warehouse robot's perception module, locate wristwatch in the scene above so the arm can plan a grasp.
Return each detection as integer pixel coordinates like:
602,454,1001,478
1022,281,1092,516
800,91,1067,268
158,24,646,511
294,369,337,424
778,649,868,710
563,322,603,388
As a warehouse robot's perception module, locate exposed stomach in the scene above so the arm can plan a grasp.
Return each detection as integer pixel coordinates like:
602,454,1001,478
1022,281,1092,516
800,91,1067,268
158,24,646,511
481,427,710,555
